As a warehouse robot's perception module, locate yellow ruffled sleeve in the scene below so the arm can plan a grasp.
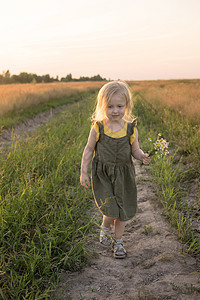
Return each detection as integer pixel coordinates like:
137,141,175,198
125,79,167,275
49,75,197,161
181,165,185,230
130,126,137,144
92,122,100,142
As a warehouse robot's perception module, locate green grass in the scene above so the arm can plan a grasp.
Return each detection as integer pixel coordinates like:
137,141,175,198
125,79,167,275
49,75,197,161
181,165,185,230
1,87,199,298
0,94,96,299
133,91,200,257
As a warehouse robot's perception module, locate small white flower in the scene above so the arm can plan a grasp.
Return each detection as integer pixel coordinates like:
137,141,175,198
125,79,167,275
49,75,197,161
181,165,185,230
148,134,169,158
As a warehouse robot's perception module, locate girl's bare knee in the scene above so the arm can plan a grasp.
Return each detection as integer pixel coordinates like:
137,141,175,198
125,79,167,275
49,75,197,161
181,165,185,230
103,215,115,227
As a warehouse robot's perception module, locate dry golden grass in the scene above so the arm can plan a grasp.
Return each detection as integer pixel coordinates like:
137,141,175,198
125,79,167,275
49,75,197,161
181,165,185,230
0,81,105,116
129,79,200,123
1,80,200,123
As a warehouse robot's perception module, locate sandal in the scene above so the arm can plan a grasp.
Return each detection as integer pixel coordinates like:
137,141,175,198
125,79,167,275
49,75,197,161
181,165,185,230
100,226,112,246
112,241,127,259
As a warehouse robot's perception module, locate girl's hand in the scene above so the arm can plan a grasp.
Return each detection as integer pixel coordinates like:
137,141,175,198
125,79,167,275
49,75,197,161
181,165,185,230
80,172,90,189
142,153,151,165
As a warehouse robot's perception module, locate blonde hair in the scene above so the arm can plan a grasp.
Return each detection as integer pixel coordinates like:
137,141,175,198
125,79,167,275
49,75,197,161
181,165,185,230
92,81,134,122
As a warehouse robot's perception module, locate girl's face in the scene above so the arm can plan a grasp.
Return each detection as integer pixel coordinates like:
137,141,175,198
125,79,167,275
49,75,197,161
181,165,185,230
106,93,126,121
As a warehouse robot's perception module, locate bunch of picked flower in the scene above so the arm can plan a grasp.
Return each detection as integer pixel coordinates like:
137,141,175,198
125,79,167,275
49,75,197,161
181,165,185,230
148,133,169,158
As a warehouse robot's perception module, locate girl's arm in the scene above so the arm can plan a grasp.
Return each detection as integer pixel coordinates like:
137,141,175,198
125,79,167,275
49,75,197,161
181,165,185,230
131,129,151,165
80,126,97,188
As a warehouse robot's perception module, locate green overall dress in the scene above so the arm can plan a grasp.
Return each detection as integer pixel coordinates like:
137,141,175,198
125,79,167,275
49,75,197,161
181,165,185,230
91,121,137,221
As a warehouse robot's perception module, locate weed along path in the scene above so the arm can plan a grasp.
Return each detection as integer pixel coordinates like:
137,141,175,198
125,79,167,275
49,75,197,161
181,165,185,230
56,161,200,300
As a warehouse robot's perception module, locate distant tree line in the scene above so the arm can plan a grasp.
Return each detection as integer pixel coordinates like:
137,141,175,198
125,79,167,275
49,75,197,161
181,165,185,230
60,73,106,82
0,70,106,84
0,70,58,84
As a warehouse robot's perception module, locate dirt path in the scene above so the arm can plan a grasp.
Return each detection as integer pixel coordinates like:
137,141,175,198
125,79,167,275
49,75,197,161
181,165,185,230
55,162,200,300
0,104,68,150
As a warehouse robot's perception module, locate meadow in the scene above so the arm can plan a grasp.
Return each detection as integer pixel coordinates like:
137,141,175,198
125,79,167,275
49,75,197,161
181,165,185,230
130,80,200,257
129,79,200,124
0,80,199,299
0,94,96,299
0,81,105,130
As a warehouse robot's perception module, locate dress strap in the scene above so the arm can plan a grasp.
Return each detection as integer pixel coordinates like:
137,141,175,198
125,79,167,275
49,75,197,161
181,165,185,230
127,119,137,135
96,121,104,140
127,119,137,144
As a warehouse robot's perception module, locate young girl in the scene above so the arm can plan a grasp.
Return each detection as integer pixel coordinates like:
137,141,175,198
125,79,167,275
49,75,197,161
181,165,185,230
80,81,151,258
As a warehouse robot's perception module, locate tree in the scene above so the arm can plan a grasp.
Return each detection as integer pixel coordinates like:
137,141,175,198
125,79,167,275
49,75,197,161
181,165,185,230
0,70,11,83
0,75,4,84
5,70,11,79
66,73,72,81
18,72,31,83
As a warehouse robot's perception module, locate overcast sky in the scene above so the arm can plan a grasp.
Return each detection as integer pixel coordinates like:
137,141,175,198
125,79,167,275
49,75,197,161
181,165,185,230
1,0,200,80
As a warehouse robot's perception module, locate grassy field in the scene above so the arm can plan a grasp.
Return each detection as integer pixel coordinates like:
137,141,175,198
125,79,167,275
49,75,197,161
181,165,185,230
130,80,200,257
0,94,96,299
0,81,105,130
129,79,200,123
0,80,199,299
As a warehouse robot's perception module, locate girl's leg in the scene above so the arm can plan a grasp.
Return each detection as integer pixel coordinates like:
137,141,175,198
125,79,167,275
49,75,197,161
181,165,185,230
100,215,114,246
114,218,126,239
113,218,127,258
102,215,115,229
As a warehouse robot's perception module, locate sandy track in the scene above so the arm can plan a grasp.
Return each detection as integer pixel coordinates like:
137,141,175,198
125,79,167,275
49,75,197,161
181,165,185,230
0,104,68,150
55,162,200,300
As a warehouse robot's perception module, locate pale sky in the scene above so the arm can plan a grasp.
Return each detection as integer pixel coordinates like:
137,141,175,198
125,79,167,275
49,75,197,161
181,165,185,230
1,0,200,80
